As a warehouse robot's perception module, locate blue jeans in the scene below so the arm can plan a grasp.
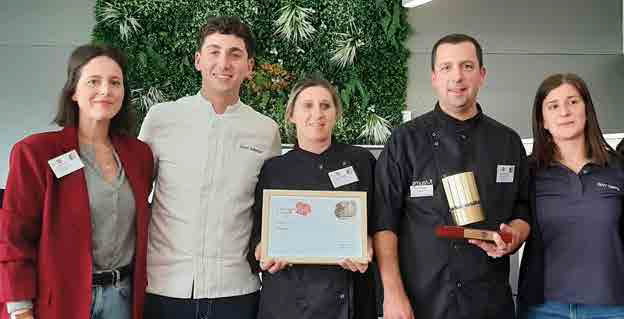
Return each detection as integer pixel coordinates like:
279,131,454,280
144,291,259,319
519,301,624,319
90,276,132,319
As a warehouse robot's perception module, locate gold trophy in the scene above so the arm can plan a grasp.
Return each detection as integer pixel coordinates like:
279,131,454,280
441,172,484,226
436,172,512,243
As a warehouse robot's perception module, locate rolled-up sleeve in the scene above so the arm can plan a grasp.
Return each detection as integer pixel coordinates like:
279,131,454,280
247,164,268,274
373,131,409,234
138,104,160,178
0,141,46,302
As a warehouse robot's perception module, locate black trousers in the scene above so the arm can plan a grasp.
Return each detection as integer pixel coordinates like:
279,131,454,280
144,291,259,319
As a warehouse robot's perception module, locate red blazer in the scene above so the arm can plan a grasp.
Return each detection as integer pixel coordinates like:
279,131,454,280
0,127,153,319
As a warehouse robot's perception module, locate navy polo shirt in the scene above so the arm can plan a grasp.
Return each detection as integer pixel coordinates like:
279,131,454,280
535,162,624,305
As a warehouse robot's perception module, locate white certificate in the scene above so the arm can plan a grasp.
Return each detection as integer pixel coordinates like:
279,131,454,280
260,189,368,264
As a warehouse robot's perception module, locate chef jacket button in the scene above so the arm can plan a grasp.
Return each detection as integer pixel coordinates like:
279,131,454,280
339,293,345,299
456,281,462,288
433,141,439,146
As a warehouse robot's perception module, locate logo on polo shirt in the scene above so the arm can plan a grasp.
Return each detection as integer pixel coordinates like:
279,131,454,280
596,182,620,191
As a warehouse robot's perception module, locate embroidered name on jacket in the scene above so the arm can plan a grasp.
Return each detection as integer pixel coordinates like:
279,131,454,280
240,144,264,154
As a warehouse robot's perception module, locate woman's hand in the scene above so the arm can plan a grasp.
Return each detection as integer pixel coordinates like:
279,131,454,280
339,236,373,273
11,309,34,319
255,243,290,274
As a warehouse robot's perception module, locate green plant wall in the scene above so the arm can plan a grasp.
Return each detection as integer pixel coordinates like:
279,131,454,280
92,0,409,144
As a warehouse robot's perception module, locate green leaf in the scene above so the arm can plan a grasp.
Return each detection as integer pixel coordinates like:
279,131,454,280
92,0,409,144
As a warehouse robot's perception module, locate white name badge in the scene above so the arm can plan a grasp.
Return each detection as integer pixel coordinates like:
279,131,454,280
496,165,515,183
328,166,359,188
410,184,433,197
48,150,84,178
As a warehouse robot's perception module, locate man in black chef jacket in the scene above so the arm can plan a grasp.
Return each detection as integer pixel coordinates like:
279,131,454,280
373,33,531,319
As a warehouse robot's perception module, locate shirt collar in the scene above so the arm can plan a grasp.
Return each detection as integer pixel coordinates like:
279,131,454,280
292,137,338,158
433,102,483,131
547,161,602,176
196,91,242,114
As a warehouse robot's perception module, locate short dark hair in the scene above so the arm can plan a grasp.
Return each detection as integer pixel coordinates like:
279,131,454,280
197,16,256,58
53,44,135,135
531,73,612,168
431,33,483,71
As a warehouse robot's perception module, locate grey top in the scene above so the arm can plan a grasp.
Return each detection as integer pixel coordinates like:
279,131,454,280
5,144,138,314
80,144,136,271
536,162,624,305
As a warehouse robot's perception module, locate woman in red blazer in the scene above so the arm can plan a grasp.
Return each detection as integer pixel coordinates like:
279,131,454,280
0,44,153,319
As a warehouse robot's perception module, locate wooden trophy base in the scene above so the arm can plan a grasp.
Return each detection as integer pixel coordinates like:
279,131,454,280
435,225,512,243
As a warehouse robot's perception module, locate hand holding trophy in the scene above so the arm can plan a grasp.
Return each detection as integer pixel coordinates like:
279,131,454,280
435,172,512,243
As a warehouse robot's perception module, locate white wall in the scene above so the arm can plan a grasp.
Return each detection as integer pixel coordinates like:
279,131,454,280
0,0,96,187
404,0,624,138
1,0,623,186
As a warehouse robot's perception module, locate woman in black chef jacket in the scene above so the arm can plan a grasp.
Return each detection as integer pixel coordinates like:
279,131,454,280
247,77,377,319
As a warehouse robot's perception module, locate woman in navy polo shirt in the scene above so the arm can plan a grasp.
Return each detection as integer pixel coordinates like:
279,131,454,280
517,73,624,318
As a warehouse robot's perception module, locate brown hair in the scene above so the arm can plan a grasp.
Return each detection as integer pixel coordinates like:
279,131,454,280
197,16,256,58
53,44,134,135
431,33,483,71
531,73,612,168
284,77,343,140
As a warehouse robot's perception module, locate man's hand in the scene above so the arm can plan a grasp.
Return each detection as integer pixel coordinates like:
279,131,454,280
469,219,530,257
375,230,416,319
254,243,289,273
383,289,415,319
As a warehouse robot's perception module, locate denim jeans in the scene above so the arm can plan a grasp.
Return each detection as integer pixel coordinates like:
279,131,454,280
144,291,259,319
90,276,132,319
519,301,624,319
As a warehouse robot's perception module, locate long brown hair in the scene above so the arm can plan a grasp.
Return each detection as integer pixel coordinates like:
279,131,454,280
531,73,612,168
53,44,134,135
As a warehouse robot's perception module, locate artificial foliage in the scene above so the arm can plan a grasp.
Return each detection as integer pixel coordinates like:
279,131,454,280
92,0,410,144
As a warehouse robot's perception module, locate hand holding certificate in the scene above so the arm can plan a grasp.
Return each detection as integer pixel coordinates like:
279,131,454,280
259,190,368,265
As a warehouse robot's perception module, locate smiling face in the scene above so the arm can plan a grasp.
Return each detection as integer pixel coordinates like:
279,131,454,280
194,32,254,99
431,41,486,120
72,55,124,125
542,83,587,143
289,85,338,147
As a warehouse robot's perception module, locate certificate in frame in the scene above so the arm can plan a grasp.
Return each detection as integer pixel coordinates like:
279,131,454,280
260,189,368,264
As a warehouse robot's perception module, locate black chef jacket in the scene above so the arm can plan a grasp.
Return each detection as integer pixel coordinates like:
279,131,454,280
373,104,530,319
247,141,378,319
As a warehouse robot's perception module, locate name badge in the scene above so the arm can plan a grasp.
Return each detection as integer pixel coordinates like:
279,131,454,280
410,183,433,198
48,150,84,178
328,166,359,188
496,165,515,183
